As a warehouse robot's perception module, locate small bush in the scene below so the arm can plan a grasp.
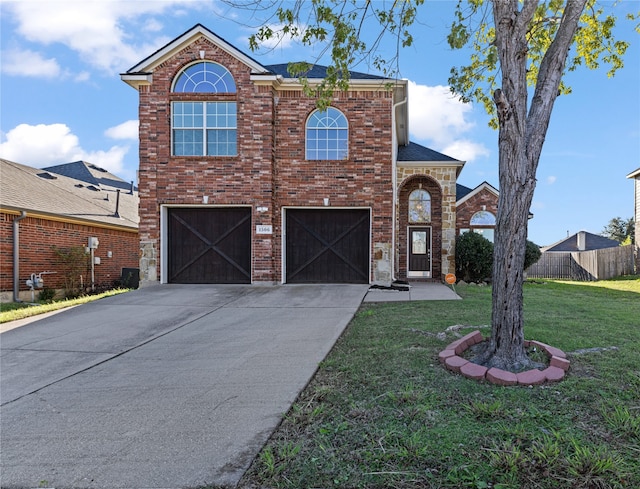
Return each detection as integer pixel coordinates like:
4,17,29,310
38,287,56,303
524,240,542,270
456,231,493,282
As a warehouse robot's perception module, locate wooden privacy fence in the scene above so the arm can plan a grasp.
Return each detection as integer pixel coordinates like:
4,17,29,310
526,245,635,281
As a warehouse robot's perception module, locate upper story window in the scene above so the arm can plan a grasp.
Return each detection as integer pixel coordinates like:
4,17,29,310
306,107,348,160
171,62,237,156
173,102,237,156
408,189,431,223
172,61,236,93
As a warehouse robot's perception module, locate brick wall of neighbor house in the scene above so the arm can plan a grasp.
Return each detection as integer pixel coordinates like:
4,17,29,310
0,211,138,298
137,38,394,283
456,189,498,233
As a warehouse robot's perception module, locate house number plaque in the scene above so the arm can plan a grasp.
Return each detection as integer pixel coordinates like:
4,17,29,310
256,225,273,235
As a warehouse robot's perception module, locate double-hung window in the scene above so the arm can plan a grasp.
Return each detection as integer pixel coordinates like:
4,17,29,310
171,61,237,156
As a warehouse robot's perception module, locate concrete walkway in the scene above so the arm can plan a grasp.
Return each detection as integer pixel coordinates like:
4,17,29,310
363,282,461,302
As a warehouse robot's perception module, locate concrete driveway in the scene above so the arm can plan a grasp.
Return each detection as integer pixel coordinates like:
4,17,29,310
0,284,369,489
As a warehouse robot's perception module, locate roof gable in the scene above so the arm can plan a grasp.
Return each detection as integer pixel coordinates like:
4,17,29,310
456,181,499,205
121,24,268,87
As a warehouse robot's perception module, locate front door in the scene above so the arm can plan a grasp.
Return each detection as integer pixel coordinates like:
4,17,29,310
407,226,431,278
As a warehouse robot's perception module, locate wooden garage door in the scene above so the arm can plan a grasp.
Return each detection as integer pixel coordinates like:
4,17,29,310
286,209,370,283
168,208,251,284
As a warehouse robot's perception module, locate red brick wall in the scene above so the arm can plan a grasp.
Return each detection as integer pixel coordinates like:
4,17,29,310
138,37,394,283
456,189,498,233
0,212,138,293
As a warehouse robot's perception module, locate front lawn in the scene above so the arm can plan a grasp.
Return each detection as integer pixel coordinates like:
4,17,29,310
233,277,640,489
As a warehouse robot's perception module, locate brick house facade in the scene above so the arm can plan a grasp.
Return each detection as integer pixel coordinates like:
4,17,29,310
122,24,494,286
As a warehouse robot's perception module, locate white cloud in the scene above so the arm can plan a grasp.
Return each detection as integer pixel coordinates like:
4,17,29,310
408,81,489,162
546,175,557,184
0,123,129,176
441,140,490,163
105,120,139,140
4,0,214,73
1,48,62,78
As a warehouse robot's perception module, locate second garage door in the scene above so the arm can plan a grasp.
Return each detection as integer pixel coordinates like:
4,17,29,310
285,209,370,283
167,207,251,284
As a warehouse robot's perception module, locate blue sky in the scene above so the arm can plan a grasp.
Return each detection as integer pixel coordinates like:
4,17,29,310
1,0,638,246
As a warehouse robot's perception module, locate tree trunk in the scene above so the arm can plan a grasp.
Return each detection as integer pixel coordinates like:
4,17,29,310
475,0,587,371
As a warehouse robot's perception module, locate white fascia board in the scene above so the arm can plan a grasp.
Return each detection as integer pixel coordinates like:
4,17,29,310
120,73,153,89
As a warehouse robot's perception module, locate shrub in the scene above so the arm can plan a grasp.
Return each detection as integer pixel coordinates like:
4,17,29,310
524,239,542,270
456,231,493,282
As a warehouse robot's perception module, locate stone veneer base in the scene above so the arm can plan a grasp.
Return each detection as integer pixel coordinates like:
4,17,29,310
439,331,569,386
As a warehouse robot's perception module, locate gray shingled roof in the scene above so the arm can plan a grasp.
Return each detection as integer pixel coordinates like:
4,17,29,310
544,231,620,252
265,63,386,80
397,142,461,162
456,183,473,201
1,159,138,229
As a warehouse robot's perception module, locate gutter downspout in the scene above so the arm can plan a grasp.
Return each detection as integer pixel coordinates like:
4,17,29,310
13,211,27,302
392,94,408,282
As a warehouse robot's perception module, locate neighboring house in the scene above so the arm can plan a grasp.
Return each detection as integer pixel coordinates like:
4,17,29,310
0,159,139,301
526,230,634,280
543,231,620,253
627,167,639,250
121,24,492,286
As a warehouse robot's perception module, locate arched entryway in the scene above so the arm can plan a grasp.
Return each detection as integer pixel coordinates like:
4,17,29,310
397,176,443,280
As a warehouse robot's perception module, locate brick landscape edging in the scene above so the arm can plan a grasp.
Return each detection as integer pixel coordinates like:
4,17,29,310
439,331,569,386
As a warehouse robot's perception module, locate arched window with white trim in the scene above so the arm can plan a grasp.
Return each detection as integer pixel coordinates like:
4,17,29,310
306,107,348,160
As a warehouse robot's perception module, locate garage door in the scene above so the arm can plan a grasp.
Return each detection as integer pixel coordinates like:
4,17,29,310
286,209,370,283
167,207,251,283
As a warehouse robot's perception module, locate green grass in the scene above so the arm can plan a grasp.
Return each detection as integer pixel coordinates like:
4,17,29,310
231,277,640,489
0,288,131,324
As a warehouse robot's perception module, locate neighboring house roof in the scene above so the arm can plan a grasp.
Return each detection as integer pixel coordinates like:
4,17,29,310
43,161,137,192
0,159,138,230
626,167,640,179
543,231,619,252
456,181,499,205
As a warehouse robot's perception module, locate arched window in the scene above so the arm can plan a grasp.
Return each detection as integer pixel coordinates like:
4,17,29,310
171,62,237,156
408,189,431,223
172,62,236,93
470,210,496,226
461,210,496,242
306,107,348,160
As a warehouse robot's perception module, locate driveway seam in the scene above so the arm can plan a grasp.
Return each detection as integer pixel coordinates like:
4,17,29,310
1,306,223,407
